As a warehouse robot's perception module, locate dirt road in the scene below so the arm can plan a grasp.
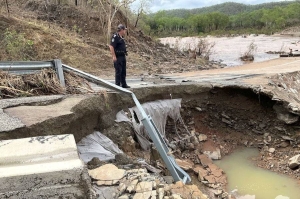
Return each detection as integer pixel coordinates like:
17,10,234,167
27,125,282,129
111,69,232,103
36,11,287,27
160,57,300,86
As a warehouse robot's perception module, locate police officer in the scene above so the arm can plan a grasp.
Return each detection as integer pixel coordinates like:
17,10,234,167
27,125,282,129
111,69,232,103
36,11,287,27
109,24,130,88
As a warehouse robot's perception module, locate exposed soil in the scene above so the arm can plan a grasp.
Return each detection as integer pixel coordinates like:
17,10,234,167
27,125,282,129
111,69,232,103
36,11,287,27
0,1,221,81
82,86,300,198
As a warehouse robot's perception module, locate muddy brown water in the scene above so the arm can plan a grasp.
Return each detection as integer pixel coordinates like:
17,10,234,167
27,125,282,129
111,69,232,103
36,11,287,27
215,148,300,199
159,35,300,66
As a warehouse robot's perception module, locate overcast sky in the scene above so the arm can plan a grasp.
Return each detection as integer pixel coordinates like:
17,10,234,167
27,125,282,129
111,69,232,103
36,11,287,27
149,0,288,12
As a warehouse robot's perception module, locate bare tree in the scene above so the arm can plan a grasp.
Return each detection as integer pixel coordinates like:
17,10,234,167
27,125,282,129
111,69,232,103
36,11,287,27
133,0,152,28
196,39,215,60
5,0,10,17
97,0,136,44
240,41,257,61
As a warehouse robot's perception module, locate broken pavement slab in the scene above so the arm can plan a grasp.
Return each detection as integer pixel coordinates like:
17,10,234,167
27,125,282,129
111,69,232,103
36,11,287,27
0,134,90,198
0,95,64,132
3,95,86,127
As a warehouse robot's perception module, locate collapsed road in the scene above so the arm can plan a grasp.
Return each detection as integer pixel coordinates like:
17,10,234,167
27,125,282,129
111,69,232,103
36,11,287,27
1,57,300,198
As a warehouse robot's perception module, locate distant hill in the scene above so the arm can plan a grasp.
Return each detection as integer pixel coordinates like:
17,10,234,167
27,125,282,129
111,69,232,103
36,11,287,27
158,1,297,17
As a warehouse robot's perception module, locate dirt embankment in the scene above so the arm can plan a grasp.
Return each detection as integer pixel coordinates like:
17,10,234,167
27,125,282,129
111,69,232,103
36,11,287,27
0,1,217,79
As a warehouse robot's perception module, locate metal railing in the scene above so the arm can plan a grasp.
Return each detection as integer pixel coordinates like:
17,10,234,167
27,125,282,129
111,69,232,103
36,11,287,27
0,60,191,183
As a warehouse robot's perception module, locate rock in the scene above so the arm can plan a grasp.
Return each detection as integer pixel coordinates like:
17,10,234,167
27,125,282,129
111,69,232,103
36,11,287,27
127,179,138,193
198,154,213,167
273,104,299,124
221,112,230,119
121,136,136,153
202,140,221,160
172,194,183,199
87,157,104,170
96,180,119,186
133,191,152,199
158,188,164,199
204,175,216,184
115,153,134,165
279,141,290,148
135,181,153,193
288,154,300,169
195,107,202,112
266,136,272,142
212,189,222,196
175,159,194,171
94,186,118,199
203,148,221,160
168,181,208,199
197,167,209,181
88,164,126,181
151,190,157,198
208,163,223,177
150,147,161,163
281,136,294,141
198,134,208,142
118,195,130,199
222,118,232,125
268,148,276,153
187,143,195,150
190,136,199,144
118,183,127,194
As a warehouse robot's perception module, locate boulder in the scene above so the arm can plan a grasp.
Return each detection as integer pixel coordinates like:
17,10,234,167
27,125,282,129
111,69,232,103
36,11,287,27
88,164,126,181
175,159,194,171
198,134,208,142
198,154,213,167
288,154,300,169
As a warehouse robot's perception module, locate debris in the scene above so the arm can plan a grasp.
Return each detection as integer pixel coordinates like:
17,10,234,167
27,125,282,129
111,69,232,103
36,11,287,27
88,164,126,181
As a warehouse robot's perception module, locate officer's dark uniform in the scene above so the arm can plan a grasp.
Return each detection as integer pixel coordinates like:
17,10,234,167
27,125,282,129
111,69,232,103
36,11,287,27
110,32,128,87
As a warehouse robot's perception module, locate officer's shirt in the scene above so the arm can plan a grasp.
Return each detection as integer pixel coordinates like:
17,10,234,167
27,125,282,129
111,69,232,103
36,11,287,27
110,33,126,53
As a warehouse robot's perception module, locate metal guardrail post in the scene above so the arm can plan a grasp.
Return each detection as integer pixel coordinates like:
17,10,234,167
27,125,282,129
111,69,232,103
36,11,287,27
53,59,65,87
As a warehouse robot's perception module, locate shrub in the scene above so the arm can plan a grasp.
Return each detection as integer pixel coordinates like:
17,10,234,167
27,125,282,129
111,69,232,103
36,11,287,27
1,28,35,61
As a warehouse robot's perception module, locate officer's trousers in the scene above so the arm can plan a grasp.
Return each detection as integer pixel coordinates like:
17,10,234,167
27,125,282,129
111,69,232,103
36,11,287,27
114,56,127,87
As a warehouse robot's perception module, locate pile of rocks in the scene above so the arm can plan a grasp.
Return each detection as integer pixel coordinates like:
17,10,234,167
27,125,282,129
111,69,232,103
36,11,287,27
88,163,209,199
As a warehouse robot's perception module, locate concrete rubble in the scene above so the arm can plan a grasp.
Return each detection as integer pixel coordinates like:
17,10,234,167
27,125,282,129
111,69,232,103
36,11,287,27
0,134,90,198
88,164,209,199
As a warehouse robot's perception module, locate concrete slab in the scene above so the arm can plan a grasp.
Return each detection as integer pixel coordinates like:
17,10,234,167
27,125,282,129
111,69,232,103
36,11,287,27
0,134,89,198
0,95,64,132
3,96,86,127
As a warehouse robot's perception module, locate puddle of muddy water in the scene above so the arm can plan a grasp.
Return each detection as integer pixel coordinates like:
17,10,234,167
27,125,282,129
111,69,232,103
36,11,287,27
214,148,300,199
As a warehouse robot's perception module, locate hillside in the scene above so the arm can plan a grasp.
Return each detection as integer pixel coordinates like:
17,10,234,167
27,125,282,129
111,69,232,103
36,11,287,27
161,1,296,17
0,1,202,78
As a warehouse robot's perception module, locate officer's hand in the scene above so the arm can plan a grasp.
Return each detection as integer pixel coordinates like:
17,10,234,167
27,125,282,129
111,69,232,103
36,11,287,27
113,56,117,62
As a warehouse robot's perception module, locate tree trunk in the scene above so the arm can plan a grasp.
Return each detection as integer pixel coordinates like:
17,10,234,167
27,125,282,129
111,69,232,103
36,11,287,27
134,12,140,28
5,0,10,16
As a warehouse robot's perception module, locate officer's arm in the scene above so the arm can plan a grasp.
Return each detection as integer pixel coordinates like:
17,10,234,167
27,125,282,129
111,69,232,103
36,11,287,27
109,45,117,62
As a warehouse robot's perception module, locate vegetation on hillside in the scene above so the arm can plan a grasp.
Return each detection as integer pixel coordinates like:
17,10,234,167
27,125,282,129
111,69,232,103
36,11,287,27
0,0,197,77
159,1,296,17
143,1,300,36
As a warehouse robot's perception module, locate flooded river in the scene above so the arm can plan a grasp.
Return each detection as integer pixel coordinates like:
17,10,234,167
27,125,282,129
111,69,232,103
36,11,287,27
159,35,300,66
215,148,300,199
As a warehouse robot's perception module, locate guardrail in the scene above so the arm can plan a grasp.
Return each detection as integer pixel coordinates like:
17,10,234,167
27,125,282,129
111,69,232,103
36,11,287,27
0,59,65,87
0,59,191,183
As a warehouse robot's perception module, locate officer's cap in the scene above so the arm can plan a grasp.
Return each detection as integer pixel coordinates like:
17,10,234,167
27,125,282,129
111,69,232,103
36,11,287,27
117,24,127,31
